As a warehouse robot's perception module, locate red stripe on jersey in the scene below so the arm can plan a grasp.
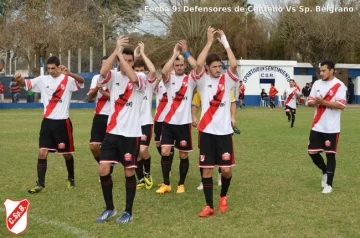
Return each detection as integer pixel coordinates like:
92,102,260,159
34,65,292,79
75,80,81,90
95,89,110,114
284,89,296,106
106,81,134,133
26,79,32,90
164,73,171,84
191,68,206,80
147,77,156,84
227,69,239,82
154,92,168,121
66,118,74,152
44,75,69,118
312,83,341,128
197,75,226,132
100,71,112,84
163,75,190,123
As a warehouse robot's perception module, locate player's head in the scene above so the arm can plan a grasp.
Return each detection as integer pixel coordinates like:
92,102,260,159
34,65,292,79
262,88,265,92
240,81,243,85
133,59,146,73
289,79,295,87
117,48,134,72
205,54,222,78
320,61,335,81
271,83,274,87
306,83,309,86
173,55,186,76
46,56,61,77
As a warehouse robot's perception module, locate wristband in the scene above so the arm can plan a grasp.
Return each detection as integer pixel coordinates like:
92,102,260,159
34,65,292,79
184,52,191,59
220,35,230,49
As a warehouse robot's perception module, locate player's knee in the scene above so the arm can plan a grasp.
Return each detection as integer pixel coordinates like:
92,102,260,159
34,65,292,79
308,151,319,155
89,144,100,153
202,168,213,178
140,146,148,155
161,147,171,157
63,153,73,160
124,168,135,177
179,151,188,159
155,142,161,148
291,113,295,119
98,163,111,176
220,168,232,178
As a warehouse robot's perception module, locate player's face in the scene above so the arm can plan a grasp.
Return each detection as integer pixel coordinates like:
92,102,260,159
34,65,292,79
118,54,134,71
173,60,185,76
207,61,222,78
47,64,61,77
134,66,145,73
289,81,295,87
320,65,334,81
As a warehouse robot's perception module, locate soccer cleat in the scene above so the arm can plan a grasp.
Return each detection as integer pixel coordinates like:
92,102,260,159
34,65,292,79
176,185,185,194
290,124,294,128
156,184,171,194
198,206,216,217
115,212,133,224
67,178,75,189
217,173,222,186
144,173,153,189
321,173,328,188
136,179,145,190
233,126,241,135
28,181,47,194
197,182,203,191
218,196,228,212
322,185,333,194
96,209,117,223
157,183,164,187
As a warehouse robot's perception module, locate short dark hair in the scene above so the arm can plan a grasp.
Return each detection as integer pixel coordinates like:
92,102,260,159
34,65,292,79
205,54,221,66
116,48,134,61
320,61,335,71
271,83,274,86
102,56,109,60
289,79,295,83
47,56,60,66
134,59,146,69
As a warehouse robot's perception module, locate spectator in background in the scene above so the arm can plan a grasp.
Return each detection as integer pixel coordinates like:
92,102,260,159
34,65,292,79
302,83,311,105
348,79,354,104
0,81,4,102
9,78,21,103
269,83,278,110
260,89,269,106
27,89,35,102
238,81,246,109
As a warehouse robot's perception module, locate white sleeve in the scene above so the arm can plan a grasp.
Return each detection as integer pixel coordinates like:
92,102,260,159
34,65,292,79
225,69,240,88
308,82,317,102
335,83,347,107
68,76,84,92
89,75,99,92
98,70,114,91
24,76,42,93
135,72,147,91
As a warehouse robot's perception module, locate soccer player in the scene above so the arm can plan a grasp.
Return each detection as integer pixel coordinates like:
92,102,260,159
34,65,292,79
14,56,84,193
193,27,239,216
132,42,156,190
238,81,245,109
307,61,346,194
88,56,113,175
95,36,147,223
269,83,278,109
156,40,197,194
283,79,300,128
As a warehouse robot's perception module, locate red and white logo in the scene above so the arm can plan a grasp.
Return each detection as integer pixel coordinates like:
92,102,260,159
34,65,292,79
128,83,133,90
60,84,65,90
182,81,188,87
222,152,231,161
200,155,205,162
218,84,224,90
4,199,30,235
141,134,147,141
329,90,333,96
325,140,331,147
180,140,187,147
58,143,66,149
124,153,132,161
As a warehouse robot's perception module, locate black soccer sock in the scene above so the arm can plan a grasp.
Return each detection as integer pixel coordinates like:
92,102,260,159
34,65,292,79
94,156,100,164
143,157,151,174
65,155,74,180
309,153,327,174
220,176,232,197
156,146,162,156
110,164,114,175
286,112,290,121
218,167,221,174
161,155,171,185
326,153,336,186
169,147,174,172
135,159,144,180
178,158,189,185
37,159,47,187
291,113,295,126
202,177,213,208
100,174,114,210
125,175,136,215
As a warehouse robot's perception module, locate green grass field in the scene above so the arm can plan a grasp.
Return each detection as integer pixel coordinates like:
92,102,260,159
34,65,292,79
1,106,360,238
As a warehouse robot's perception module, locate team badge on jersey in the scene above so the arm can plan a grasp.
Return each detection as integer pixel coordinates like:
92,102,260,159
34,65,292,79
141,135,147,141
124,153,132,161
222,152,231,161
325,140,331,147
60,84,65,90
58,143,66,149
4,198,30,235
218,84,224,90
200,155,205,162
128,83,133,90
180,140,187,147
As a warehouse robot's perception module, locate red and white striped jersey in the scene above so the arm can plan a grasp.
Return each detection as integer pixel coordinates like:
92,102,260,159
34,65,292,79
163,73,196,125
154,80,170,122
284,87,299,109
99,70,146,137
89,74,110,116
24,74,84,119
193,67,239,135
140,76,156,126
308,78,346,133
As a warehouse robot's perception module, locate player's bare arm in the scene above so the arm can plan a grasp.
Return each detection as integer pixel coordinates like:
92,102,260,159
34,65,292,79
217,29,237,74
179,40,196,69
117,44,139,86
161,43,180,81
154,75,162,88
196,26,215,74
59,65,85,84
138,42,156,80
191,104,199,128
14,72,25,87
231,102,236,128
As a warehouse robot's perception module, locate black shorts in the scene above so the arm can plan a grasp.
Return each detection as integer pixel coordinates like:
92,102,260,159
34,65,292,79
90,114,109,144
284,105,296,114
238,94,244,100
39,118,75,154
140,124,153,146
308,130,340,154
270,96,275,102
160,123,193,152
100,133,140,168
154,121,163,142
198,132,235,168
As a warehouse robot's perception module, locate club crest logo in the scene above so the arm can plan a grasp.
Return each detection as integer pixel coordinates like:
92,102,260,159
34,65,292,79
200,155,205,162
325,140,331,147
218,84,224,90
58,143,65,149
141,135,147,141
329,90,333,96
222,152,231,161
60,84,65,90
128,83,133,90
4,199,30,235
180,140,187,147
124,153,132,161
182,81,188,87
